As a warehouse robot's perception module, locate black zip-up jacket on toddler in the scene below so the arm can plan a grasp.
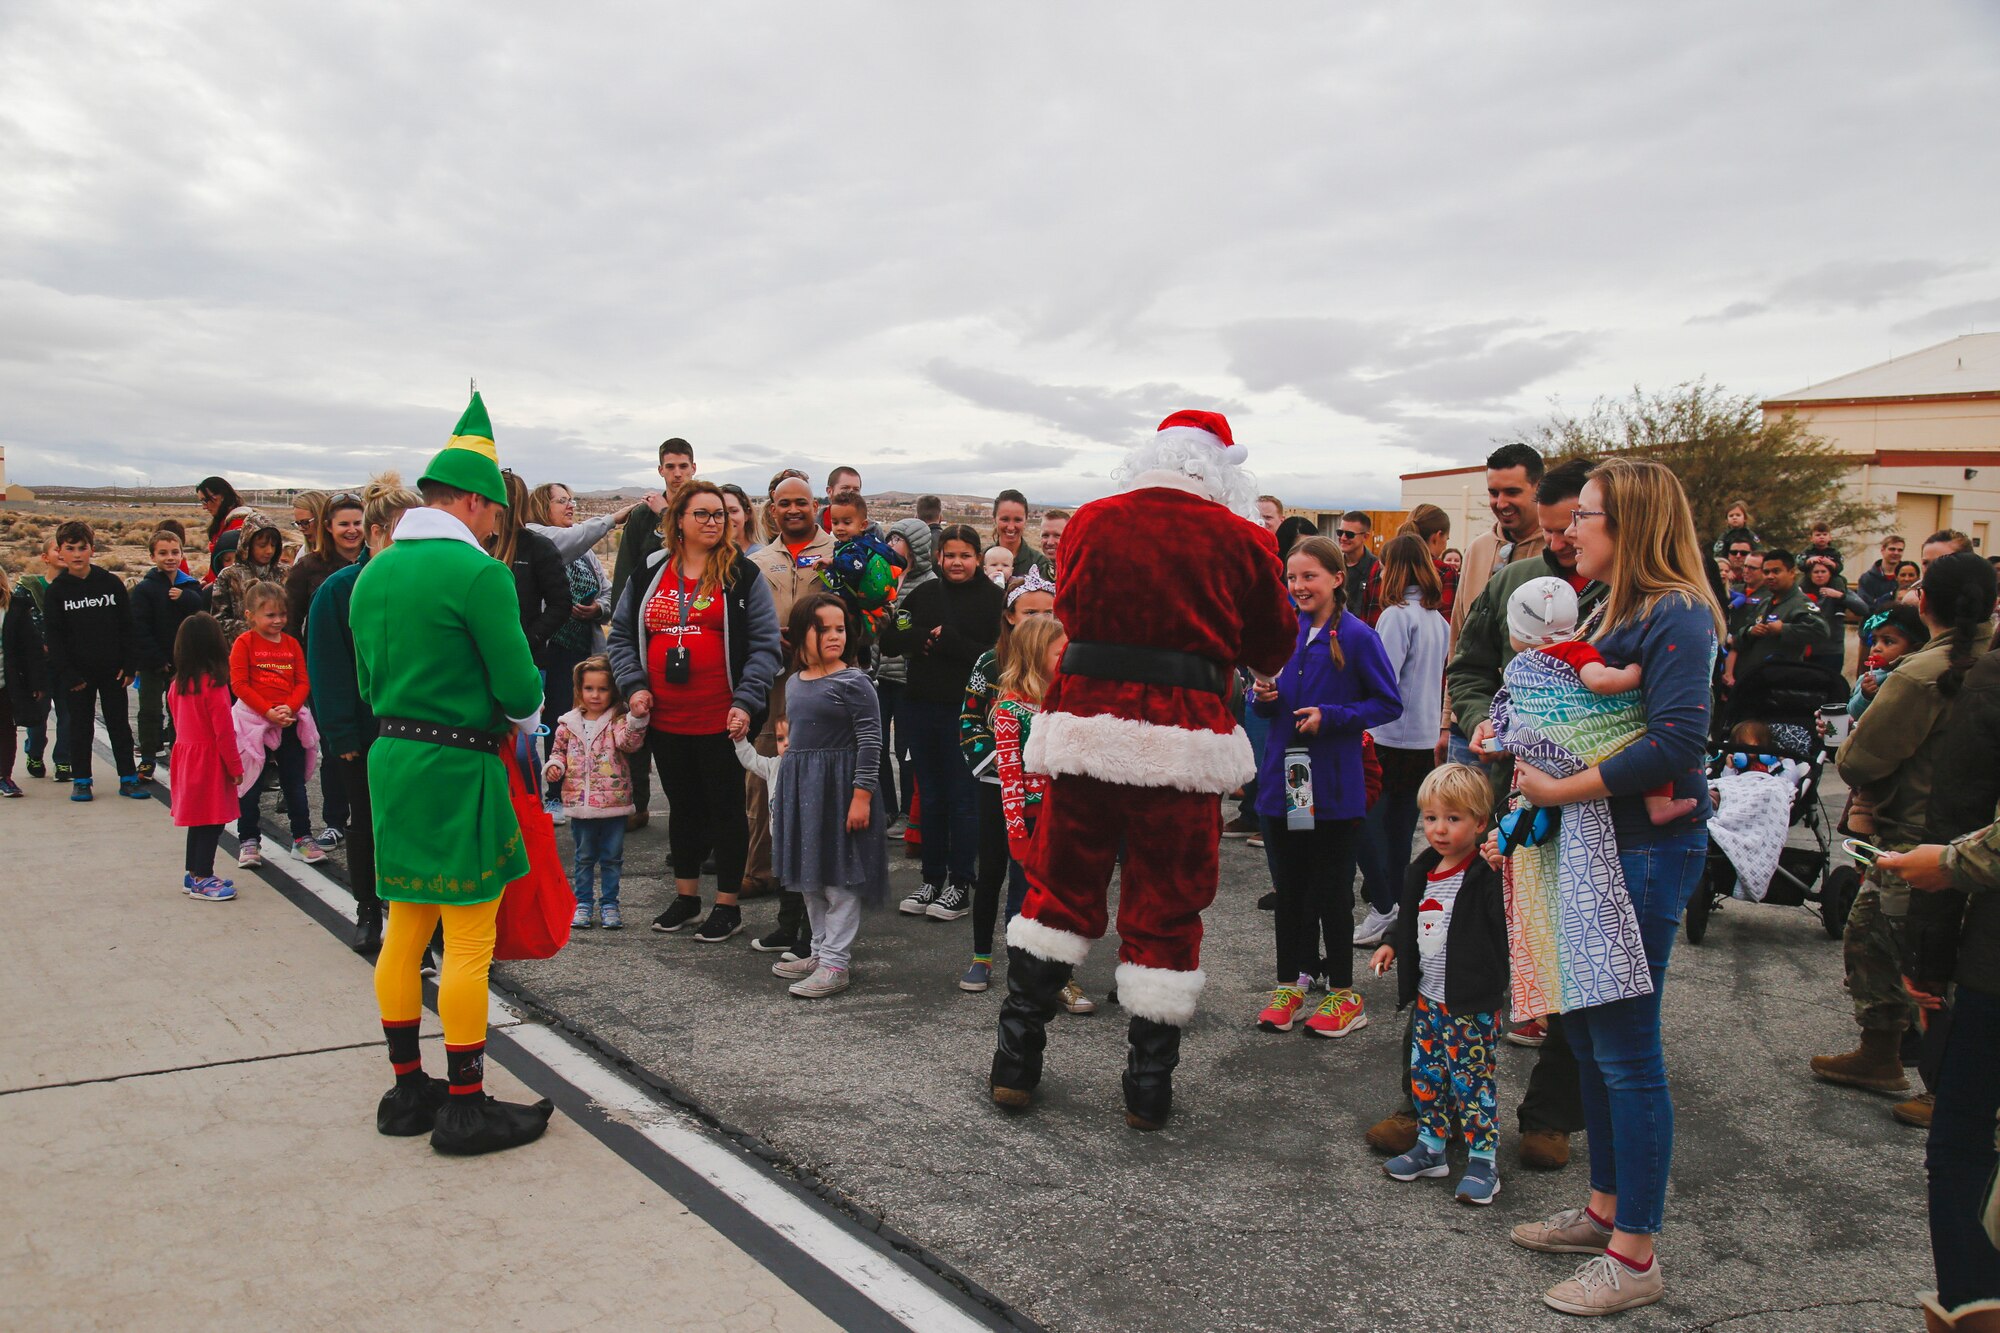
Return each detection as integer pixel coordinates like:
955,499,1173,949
1393,846,1510,1015
879,574,1003,705
41,566,136,687
131,566,208,671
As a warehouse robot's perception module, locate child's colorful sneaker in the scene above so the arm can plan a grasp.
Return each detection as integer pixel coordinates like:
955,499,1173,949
789,964,850,998
1383,1141,1450,1181
1060,980,1096,1014
1256,984,1308,1032
1455,1159,1501,1205
572,903,594,930
959,958,992,992
186,876,237,902
70,778,93,802
52,762,73,783
599,904,622,930
136,757,157,780
293,836,327,864
772,954,819,981
0,777,22,798
237,838,264,868
1304,988,1368,1038
25,757,45,779
119,775,150,799
1507,1018,1548,1047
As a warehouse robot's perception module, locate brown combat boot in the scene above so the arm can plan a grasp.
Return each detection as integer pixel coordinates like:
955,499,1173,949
1893,1091,1935,1128
1364,1111,1419,1155
1519,1129,1572,1170
1809,1028,1910,1094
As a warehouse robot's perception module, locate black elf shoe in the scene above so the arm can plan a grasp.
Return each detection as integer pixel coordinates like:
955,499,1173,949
377,1077,451,1136
430,1094,555,1156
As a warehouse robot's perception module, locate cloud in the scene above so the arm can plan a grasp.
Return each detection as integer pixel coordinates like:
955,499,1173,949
1894,296,2000,337
1691,260,1979,323
920,361,1245,444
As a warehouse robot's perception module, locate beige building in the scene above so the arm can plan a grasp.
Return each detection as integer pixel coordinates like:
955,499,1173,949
1400,333,2000,554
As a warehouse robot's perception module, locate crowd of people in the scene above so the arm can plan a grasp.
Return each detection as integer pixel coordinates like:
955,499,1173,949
2,414,1997,1327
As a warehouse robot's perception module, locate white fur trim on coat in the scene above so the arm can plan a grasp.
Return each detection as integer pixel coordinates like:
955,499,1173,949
1026,710,1255,795
1115,962,1206,1025
1007,913,1092,966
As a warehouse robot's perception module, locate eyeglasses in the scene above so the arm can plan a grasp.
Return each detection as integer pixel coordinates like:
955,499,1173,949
553,495,577,507
1566,508,1607,530
687,509,727,525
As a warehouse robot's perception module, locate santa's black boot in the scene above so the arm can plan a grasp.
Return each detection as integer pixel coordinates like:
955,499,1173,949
1122,1016,1182,1132
990,947,1072,1110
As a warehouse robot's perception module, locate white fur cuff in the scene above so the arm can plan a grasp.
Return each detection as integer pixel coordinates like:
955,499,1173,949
1027,711,1254,795
1115,962,1206,1025
1007,914,1092,966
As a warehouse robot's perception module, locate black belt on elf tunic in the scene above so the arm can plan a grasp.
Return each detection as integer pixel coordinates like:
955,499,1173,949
377,717,508,756
1060,642,1231,697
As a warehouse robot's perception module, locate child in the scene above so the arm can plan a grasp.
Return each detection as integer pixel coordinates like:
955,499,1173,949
1506,577,1694,826
230,582,321,866
990,613,1066,976
982,545,1014,587
40,519,147,801
1804,521,1843,577
818,489,904,655
764,593,888,998
1371,763,1508,1205
0,564,45,797
168,614,245,900
130,527,208,779
543,656,650,930
1252,536,1402,1039
14,534,65,779
209,512,286,646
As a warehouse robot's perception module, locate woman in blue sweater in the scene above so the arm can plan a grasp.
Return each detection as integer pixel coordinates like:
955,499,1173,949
1251,536,1402,1040
1502,459,1720,1317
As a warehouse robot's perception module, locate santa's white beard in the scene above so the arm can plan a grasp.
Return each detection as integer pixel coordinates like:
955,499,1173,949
1111,436,1261,520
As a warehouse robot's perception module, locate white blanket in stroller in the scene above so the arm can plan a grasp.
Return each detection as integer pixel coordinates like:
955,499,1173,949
1708,768,1801,901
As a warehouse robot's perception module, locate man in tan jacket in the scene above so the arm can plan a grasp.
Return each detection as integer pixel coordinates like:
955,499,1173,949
1441,442,1546,764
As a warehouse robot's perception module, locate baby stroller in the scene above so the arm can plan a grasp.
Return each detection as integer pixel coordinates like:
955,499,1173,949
1685,660,1857,944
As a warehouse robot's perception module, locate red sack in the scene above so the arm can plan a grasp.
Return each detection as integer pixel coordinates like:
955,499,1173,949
494,757,575,961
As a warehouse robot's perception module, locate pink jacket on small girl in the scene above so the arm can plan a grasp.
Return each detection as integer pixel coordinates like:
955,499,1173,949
231,698,320,796
545,707,649,820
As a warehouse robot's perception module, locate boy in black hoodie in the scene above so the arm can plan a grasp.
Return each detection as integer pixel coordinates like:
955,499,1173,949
130,527,208,779
1370,763,1508,1206
40,520,145,800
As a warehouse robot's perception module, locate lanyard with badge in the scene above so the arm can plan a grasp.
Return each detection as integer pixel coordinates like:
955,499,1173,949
662,569,699,684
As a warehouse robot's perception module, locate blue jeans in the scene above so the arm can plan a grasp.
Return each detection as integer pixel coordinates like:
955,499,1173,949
1564,827,1706,1235
1238,688,1271,820
903,698,977,885
1929,985,2000,1312
1446,730,1478,767
570,815,626,907
238,725,310,842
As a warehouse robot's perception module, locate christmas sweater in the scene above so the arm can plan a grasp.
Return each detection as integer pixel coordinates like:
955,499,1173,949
958,648,1001,785
992,695,1047,858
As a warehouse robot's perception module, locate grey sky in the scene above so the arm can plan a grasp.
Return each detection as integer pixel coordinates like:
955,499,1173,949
4,3,1997,506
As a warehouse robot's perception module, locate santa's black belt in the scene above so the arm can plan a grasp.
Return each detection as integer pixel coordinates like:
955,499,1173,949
377,717,507,756
1060,642,1230,697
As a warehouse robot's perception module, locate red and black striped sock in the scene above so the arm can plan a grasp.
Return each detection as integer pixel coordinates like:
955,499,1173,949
384,1019,425,1089
445,1042,486,1099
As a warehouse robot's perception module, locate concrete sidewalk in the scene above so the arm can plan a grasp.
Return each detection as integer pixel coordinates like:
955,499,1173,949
0,775,840,1332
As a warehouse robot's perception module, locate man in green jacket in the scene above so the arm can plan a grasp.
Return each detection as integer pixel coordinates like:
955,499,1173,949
352,392,554,1155
1725,549,1832,691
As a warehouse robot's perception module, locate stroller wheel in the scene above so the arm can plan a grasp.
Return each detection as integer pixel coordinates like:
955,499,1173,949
1684,871,1715,945
1820,865,1859,940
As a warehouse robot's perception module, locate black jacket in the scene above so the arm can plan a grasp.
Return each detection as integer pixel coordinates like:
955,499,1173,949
1918,649,2000,997
41,566,135,686
509,527,573,662
879,574,1003,705
3,596,48,716
1394,847,1509,1014
131,567,208,671
606,550,783,738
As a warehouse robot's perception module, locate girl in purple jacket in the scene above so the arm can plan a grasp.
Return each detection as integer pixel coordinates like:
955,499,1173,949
1251,536,1403,1040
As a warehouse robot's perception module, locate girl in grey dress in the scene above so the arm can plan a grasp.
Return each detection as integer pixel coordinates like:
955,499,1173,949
766,593,887,997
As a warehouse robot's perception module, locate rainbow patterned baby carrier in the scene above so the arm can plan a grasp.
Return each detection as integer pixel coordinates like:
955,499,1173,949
1491,648,1655,1019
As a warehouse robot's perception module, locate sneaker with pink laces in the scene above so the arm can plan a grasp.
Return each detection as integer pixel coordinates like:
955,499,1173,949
1256,984,1309,1032
1303,988,1368,1038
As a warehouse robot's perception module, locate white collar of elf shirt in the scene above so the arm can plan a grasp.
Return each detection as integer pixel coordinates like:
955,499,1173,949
391,506,484,551
1007,567,1056,607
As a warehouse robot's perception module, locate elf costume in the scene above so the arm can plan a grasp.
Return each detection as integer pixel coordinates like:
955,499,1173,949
991,410,1295,1130
351,389,554,1154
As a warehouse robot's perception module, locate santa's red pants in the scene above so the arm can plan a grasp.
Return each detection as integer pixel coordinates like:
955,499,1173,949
1012,773,1220,1025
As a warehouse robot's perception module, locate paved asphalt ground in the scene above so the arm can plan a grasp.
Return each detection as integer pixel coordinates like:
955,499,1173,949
278,761,1929,1332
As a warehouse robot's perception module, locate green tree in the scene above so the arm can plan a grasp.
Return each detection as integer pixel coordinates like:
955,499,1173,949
1506,379,1887,551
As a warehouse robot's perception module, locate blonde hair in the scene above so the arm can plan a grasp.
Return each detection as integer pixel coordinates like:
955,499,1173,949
490,471,530,566
525,482,566,527
361,471,423,541
1000,615,1067,705
571,654,623,716
1417,763,1493,825
242,581,288,618
1587,457,1726,639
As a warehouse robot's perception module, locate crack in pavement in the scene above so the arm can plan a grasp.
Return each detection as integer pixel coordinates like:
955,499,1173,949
1691,1295,1908,1330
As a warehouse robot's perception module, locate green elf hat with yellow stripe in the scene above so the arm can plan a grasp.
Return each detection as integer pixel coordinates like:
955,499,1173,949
419,386,509,506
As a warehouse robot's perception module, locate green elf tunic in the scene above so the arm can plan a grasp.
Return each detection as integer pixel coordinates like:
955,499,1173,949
350,508,544,904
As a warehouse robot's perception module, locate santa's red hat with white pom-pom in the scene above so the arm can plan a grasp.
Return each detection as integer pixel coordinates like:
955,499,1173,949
1153,409,1248,466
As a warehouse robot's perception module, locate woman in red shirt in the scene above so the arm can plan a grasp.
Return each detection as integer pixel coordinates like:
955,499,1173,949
608,481,783,943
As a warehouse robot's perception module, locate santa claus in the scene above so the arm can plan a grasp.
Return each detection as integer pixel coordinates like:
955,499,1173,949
992,410,1295,1130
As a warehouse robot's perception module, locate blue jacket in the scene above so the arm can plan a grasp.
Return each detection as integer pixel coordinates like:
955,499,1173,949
1252,610,1402,821
1594,593,1717,845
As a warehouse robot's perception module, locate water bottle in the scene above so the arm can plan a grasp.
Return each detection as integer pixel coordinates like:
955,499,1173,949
1284,746,1314,830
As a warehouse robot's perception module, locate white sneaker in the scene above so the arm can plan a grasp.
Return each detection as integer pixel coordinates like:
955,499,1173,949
1353,905,1399,947
789,965,850,998
543,798,568,826
237,838,264,868
771,954,818,980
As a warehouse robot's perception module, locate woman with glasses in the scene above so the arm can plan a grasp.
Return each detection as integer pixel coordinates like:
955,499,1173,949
608,480,781,943
290,490,329,568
